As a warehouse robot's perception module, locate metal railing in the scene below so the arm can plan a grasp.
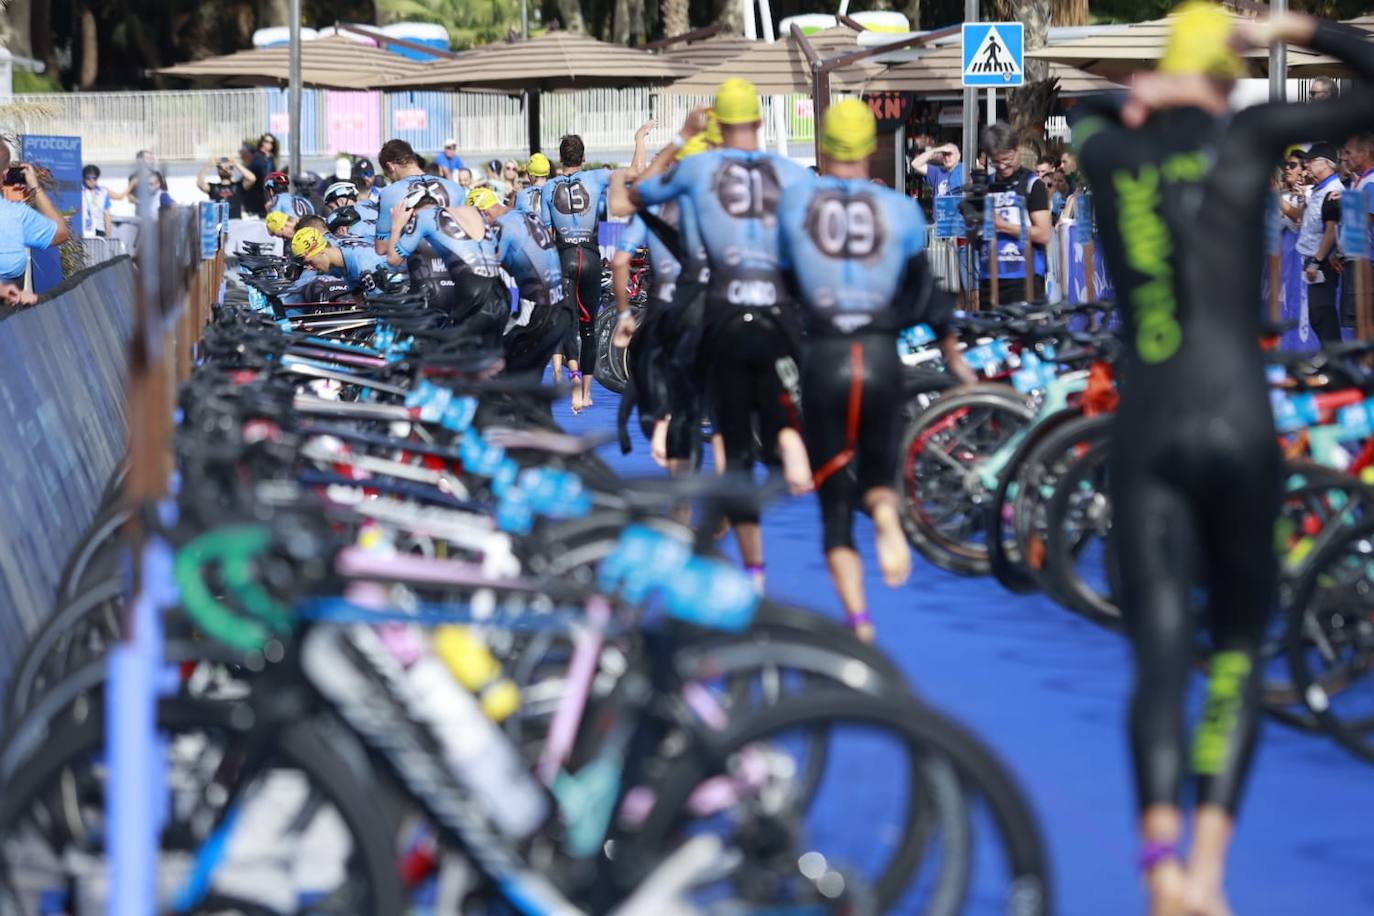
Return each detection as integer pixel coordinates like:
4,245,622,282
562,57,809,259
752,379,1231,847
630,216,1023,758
11,86,830,163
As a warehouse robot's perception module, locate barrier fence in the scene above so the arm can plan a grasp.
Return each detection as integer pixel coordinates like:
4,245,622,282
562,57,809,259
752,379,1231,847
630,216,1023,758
13,87,825,162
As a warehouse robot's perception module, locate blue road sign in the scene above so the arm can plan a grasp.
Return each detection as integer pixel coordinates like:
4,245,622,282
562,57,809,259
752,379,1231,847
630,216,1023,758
962,22,1024,88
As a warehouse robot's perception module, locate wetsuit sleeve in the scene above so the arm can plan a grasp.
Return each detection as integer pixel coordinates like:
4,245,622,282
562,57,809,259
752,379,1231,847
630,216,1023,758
392,216,423,259
635,159,691,207
617,216,647,255
540,181,556,229
1228,20,1374,153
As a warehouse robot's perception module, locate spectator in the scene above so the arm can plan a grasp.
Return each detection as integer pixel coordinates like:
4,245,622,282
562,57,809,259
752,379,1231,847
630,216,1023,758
147,172,174,209
481,158,509,199
911,142,963,196
501,159,520,198
1049,170,1069,223
246,134,279,216
980,122,1052,304
197,154,256,219
1059,148,1080,191
1296,141,1343,342
1339,133,1374,328
1035,155,1057,182
456,167,473,190
353,157,381,204
423,159,443,178
108,149,157,202
239,143,266,215
435,139,464,180
1279,148,1308,226
1308,77,1336,102
0,143,71,298
80,164,113,239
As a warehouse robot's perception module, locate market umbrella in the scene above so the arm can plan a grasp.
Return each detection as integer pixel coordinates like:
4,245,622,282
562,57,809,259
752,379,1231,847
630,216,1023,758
156,35,428,89
659,34,759,71
384,31,696,154
835,41,1120,96
1024,15,1336,80
663,26,882,95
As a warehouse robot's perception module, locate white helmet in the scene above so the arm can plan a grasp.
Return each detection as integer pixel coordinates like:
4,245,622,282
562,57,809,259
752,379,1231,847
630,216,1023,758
324,181,359,205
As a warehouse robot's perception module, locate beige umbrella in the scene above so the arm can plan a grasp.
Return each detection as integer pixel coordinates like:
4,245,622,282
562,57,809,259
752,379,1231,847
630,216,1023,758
383,31,696,155
1024,16,1336,80
384,31,694,91
659,34,760,71
836,41,1120,96
157,35,428,89
663,26,883,95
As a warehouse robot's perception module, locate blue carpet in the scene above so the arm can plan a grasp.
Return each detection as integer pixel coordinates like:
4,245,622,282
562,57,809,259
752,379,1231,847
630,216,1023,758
553,380,1374,916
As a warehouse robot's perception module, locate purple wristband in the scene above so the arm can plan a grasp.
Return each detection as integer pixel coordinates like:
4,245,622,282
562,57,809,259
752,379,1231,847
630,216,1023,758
846,610,874,630
744,563,765,576
1138,840,1178,872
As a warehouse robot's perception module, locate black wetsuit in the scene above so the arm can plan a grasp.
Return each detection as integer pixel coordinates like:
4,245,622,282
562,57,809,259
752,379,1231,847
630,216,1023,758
778,176,953,552
1075,17,1374,814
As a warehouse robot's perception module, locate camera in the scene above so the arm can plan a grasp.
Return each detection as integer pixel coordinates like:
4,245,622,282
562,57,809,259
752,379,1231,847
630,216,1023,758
960,167,990,233
2,166,24,186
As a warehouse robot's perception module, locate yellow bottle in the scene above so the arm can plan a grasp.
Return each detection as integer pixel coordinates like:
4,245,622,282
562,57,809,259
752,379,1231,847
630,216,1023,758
433,625,521,722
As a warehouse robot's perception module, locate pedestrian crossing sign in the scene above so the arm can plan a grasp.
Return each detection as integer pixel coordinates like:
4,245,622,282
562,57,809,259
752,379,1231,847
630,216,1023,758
962,22,1024,87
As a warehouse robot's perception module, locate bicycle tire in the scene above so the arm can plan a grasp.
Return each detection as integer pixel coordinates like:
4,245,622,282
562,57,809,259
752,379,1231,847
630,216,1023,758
627,689,1050,916
1040,439,1121,627
1283,513,1374,764
897,386,1035,576
986,410,1106,595
0,698,405,914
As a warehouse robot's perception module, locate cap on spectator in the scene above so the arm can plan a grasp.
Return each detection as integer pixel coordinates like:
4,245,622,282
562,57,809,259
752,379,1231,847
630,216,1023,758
466,187,500,211
714,78,762,125
820,98,877,162
353,157,376,178
527,153,551,177
444,138,458,149
1302,141,1339,164
265,211,291,234
291,227,329,259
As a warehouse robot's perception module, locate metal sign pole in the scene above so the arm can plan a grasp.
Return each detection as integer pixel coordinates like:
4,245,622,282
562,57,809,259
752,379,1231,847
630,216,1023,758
289,0,302,184
1269,0,1287,103
963,0,979,310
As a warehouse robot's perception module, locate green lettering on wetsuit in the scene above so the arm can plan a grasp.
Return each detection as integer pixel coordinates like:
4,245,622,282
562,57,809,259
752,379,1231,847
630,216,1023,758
1192,651,1253,775
1113,165,1182,364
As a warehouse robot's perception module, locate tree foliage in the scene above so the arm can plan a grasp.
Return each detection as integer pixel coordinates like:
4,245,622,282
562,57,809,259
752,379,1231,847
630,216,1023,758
18,0,1374,90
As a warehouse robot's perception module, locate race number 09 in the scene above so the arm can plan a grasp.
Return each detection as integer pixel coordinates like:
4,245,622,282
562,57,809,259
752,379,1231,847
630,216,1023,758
810,197,878,258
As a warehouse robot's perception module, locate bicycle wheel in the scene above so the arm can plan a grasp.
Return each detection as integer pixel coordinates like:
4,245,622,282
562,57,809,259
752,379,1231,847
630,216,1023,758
0,699,404,914
625,690,1050,916
1040,439,1121,627
898,386,1035,576
5,576,125,724
987,411,1108,596
1284,514,1374,763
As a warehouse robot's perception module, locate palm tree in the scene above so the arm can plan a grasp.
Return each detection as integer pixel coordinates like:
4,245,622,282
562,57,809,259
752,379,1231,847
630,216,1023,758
662,0,689,37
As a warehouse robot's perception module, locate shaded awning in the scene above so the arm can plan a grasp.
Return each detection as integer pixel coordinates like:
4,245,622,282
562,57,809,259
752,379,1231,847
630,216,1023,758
156,35,427,89
1024,15,1338,79
836,41,1121,96
659,34,759,70
383,31,695,90
664,26,882,95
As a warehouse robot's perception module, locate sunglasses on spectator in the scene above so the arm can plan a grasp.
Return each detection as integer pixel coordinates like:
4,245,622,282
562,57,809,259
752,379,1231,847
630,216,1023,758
1284,161,1302,169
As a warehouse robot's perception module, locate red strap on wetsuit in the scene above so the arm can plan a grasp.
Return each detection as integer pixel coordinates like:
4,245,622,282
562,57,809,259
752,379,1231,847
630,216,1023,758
811,342,865,488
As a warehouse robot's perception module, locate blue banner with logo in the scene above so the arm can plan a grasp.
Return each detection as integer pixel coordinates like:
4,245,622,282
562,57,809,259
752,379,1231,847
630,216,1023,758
199,202,220,260
19,135,82,294
934,195,965,239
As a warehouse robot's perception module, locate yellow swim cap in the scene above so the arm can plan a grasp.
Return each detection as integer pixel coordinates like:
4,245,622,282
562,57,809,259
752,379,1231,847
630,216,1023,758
527,152,551,177
714,78,762,125
704,110,723,146
466,187,500,211
265,211,290,234
1160,2,1245,79
676,132,711,160
291,227,328,259
820,98,877,163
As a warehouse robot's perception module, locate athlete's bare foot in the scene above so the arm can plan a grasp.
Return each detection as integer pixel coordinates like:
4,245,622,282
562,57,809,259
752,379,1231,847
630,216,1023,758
849,617,876,644
571,389,585,414
651,418,670,467
1144,861,1189,916
872,502,912,588
776,429,813,495
1183,873,1233,916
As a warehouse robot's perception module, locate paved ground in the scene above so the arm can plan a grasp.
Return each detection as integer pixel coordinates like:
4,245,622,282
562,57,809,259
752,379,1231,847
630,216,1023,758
554,381,1374,915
